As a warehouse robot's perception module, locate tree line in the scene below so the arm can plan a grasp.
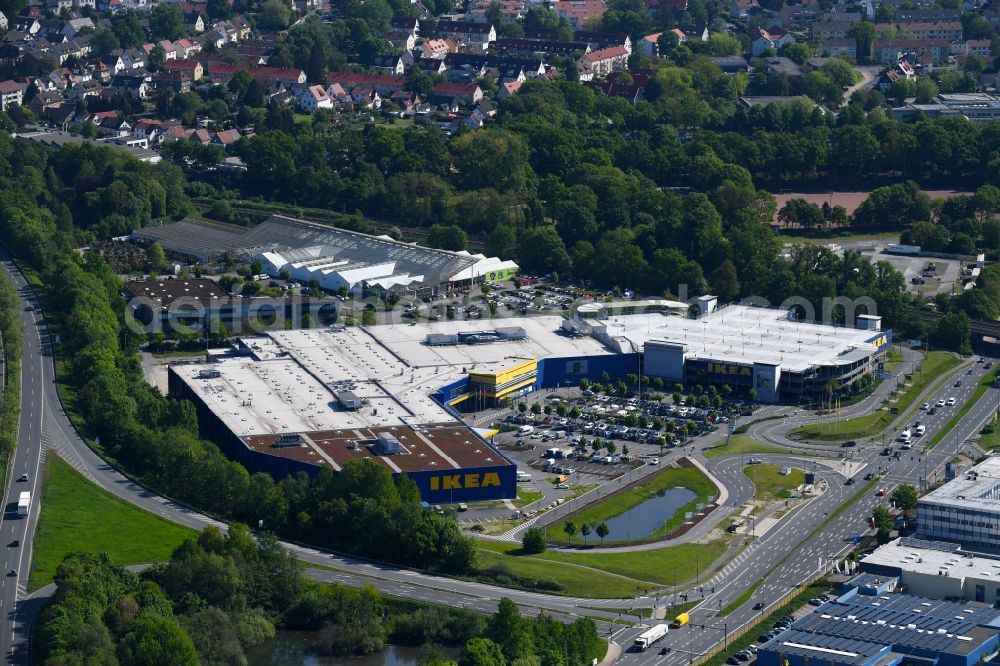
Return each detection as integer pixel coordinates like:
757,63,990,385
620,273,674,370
37,528,604,665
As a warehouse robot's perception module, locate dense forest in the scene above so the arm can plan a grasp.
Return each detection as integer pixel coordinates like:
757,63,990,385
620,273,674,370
36,527,604,665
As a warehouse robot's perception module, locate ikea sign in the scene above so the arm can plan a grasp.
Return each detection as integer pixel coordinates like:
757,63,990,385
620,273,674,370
429,472,502,491
707,362,752,377
415,465,516,503
866,330,893,351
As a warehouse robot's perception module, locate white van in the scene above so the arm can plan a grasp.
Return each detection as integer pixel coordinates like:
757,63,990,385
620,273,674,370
899,429,911,442
518,425,534,436
516,471,533,482
915,424,926,436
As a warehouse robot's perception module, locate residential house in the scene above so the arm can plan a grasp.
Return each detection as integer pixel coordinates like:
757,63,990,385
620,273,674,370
109,72,149,98
61,17,94,38
901,21,962,40
132,118,162,141
585,78,643,104
729,0,758,18
154,69,192,92
11,17,40,34
414,57,447,74
174,38,200,59
326,71,406,95
896,8,960,22
350,87,380,109
873,39,950,64
431,81,483,104
764,56,803,84
164,58,203,81
121,48,147,70
230,16,251,41
385,30,416,51
577,45,629,78
102,52,126,76
497,79,522,100
552,0,606,29
422,38,453,59
877,59,916,91
709,56,750,72
0,12,7,32
372,55,405,75
750,25,794,56
778,0,823,27
639,32,662,57
818,37,857,57
297,84,332,111
157,40,178,60
68,77,101,100
444,53,546,78
950,39,991,57
326,82,351,106
391,17,419,35
811,20,860,42
30,89,63,114
184,12,205,33
212,128,240,148
497,38,591,56
0,80,22,110
207,63,305,88
388,90,420,112
188,128,211,143
468,0,525,22
435,20,496,51
573,30,631,52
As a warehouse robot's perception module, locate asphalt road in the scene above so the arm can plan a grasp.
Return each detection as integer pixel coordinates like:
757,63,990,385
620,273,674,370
2,246,998,665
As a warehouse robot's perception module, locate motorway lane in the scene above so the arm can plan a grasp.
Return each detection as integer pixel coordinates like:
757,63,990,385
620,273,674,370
0,262,58,665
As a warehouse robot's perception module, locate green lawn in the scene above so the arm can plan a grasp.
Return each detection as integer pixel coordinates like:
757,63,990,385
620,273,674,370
744,464,805,502
927,369,999,451
476,537,730,597
980,426,1000,451
550,466,716,544
514,487,544,508
792,352,961,441
30,456,197,590
721,581,760,615
705,435,786,460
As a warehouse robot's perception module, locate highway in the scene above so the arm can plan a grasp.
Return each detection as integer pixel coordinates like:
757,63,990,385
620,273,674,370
2,245,999,664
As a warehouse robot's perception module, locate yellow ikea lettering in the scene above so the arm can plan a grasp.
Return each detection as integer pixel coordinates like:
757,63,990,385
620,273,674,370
429,472,502,491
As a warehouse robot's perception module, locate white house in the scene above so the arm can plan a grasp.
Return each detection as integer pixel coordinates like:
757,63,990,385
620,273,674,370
298,84,332,111
750,25,794,56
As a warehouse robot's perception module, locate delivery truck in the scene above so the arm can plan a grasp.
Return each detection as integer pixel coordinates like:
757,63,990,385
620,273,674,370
673,612,689,628
17,491,29,517
633,624,669,651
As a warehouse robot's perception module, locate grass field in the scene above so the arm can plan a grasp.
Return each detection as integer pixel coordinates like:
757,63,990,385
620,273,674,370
926,368,999,451
549,466,717,545
744,464,805,502
705,435,786,460
792,352,961,442
477,535,730,598
980,427,1000,451
30,456,197,590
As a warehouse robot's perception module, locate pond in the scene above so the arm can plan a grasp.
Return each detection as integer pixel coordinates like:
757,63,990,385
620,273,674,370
599,487,697,542
247,632,460,666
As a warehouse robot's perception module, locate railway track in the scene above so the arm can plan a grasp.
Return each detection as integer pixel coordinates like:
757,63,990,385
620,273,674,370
910,308,1000,339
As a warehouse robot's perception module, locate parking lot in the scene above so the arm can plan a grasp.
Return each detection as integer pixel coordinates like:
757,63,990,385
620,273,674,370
459,387,755,524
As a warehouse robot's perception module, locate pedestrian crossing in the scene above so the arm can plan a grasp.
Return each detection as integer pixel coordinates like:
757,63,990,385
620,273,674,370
480,514,543,543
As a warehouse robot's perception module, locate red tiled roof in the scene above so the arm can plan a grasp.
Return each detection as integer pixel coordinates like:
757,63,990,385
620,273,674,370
326,72,406,87
582,45,628,61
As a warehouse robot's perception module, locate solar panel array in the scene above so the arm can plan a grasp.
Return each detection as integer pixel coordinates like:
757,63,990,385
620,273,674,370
767,593,997,664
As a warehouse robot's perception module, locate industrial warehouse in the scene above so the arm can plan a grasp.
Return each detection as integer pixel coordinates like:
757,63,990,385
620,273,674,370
132,215,519,296
169,304,892,503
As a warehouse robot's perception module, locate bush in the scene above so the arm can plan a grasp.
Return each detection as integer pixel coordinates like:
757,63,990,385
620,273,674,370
522,527,546,554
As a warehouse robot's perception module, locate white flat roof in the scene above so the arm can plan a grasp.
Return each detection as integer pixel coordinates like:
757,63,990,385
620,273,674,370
598,305,883,372
365,316,612,368
920,456,1000,512
172,358,450,438
862,538,1000,581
